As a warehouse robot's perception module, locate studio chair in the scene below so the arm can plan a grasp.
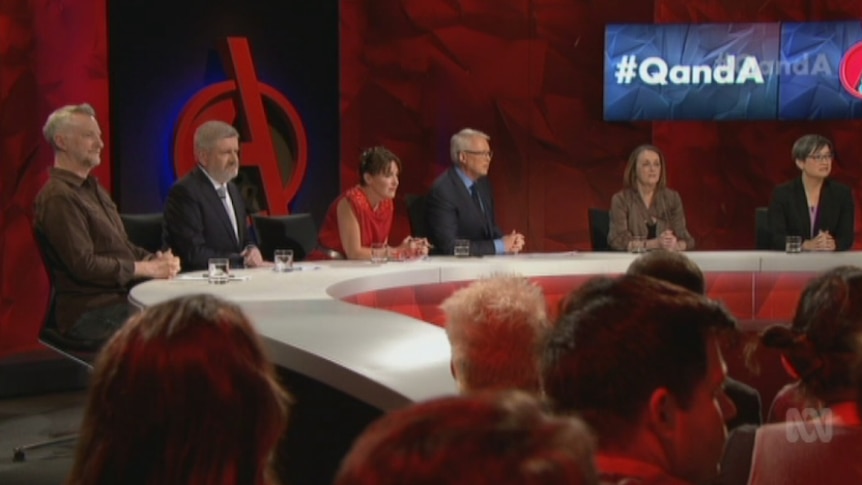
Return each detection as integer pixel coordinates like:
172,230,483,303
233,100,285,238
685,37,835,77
13,230,101,462
252,213,319,261
755,206,771,250
121,212,164,253
404,193,428,238
587,208,612,251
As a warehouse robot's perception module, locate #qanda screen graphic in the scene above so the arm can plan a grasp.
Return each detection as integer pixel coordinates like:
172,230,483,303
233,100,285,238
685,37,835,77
604,21,862,121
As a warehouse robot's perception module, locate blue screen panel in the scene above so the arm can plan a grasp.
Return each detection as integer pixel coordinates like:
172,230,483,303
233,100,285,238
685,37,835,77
778,21,862,120
604,23,781,121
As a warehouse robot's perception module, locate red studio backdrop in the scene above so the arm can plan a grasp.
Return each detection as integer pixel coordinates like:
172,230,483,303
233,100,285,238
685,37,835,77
340,0,862,252
4,0,862,357
0,0,110,356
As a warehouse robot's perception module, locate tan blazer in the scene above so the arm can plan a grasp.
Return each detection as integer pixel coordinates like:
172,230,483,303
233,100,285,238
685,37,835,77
608,187,695,251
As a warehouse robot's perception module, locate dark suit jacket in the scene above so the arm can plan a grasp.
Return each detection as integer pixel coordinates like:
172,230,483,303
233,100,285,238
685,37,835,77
724,377,762,430
768,177,855,251
425,167,503,256
163,166,253,271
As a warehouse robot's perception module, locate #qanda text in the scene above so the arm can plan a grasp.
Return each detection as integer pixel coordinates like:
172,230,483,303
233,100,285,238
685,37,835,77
613,53,832,86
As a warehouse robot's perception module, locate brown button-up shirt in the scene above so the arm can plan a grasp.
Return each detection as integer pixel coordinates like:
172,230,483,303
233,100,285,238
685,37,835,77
33,167,151,333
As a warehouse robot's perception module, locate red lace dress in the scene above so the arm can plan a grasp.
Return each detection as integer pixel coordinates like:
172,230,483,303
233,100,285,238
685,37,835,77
318,186,393,257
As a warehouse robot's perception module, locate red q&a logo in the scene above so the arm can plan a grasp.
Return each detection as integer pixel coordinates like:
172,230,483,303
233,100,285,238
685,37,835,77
173,37,308,215
839,41,862,100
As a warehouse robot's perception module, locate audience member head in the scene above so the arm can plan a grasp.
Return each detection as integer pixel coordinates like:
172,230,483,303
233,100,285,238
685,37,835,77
334,390,598,485
762,265,862,404
67,294,292,485
450,128,492,180
194,120,240,184
43,103,103,170
442,274,549,393
623,144,667,190
358,146,402,203
626,249,705,295
543,275,737,485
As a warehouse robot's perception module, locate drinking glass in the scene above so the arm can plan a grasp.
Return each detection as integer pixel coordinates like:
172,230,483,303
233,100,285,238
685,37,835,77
208,258,230,284
629,236,646,254
453,239,470,257
785,236,802,253
370,243,388,263
274,249,294,272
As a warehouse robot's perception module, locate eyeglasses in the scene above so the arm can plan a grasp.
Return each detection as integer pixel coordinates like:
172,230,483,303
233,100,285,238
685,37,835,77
462,150,493,159
807,154,833,161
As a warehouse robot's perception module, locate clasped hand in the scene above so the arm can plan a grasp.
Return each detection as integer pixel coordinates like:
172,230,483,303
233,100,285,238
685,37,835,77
152,249,181,278
503,230,526,254
658,230,679,251
241,245,267,267
392,236,431,260
809,231,836,251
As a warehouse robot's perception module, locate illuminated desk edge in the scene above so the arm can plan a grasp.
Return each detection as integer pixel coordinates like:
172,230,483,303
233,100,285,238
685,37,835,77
129,251,862,410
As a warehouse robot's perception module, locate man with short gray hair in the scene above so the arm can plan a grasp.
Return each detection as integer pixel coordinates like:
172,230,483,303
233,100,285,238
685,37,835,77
34,103,180,342
426,128,525,256
163,120,265,271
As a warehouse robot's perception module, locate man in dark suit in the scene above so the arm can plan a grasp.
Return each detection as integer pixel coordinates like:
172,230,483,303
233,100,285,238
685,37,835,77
425,128,525,256
164,120,266,271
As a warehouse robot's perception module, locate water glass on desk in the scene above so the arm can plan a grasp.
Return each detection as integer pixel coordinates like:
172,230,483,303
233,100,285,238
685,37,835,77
629,236,646,254
453,239,470,257
370,243,387,263
274,249,294,272
208,258,230,284
785,236,802,253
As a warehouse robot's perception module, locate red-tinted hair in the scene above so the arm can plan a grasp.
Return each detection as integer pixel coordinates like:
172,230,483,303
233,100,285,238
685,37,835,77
67,294,292,485
334,390,597,485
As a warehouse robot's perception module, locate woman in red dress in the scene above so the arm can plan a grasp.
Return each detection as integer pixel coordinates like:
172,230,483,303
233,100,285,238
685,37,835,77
318,146,429,260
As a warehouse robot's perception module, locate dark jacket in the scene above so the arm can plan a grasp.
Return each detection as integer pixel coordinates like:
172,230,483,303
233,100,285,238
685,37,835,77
163,166,253,270
768,177,854,251
425,167,503,256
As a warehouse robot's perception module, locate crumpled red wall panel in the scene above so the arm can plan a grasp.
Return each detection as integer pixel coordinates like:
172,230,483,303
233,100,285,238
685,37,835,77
0,0,110,357
655,0,862,249
342,0,862,252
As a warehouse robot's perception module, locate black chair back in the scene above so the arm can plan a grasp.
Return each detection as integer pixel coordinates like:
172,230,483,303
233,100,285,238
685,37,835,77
405,194,428,238
252,213,318,261
588,208,612,251
755,207,771,250
121,212,164,253
32,228,101,359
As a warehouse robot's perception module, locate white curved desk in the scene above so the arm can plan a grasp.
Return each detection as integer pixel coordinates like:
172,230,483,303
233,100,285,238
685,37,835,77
129,251,862,411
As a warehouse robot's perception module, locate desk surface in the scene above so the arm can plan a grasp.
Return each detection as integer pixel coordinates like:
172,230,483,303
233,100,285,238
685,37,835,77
129,251,862,411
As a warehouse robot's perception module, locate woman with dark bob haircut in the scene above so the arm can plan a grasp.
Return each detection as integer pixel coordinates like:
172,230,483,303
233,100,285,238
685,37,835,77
66,294,292,485
767,134,855,251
